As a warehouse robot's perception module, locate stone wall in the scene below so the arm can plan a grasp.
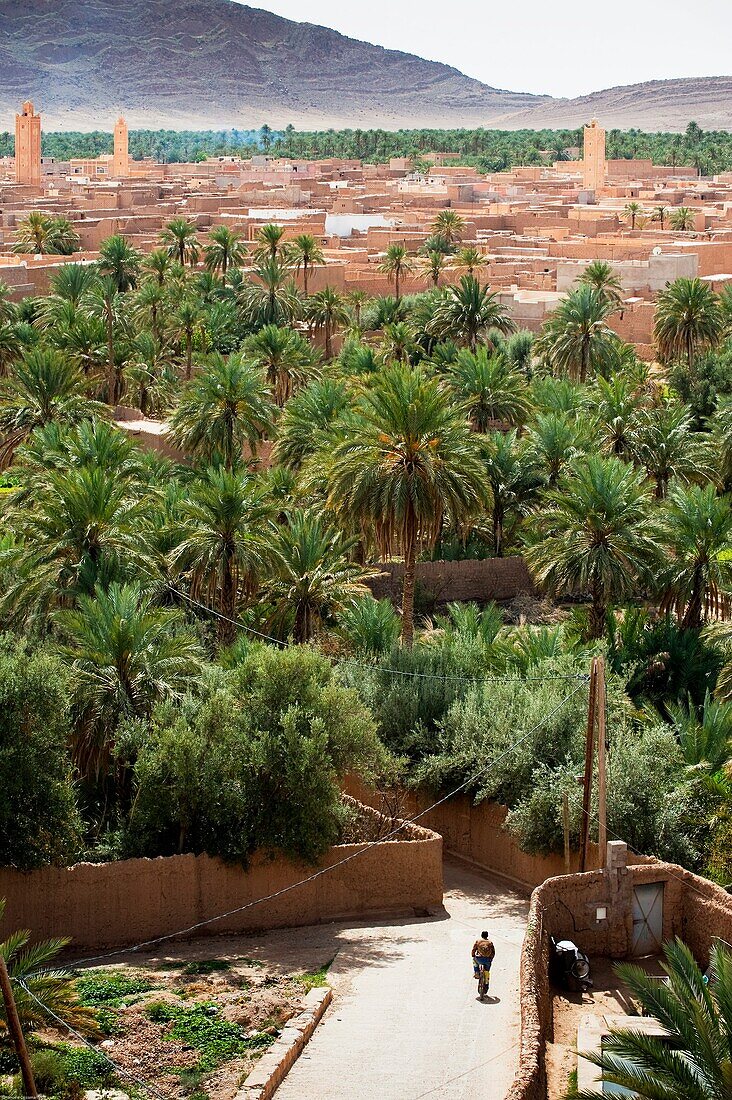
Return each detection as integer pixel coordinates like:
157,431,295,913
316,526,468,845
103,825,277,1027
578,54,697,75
507,855,732,1100
0,798,442,950
365,555,535,607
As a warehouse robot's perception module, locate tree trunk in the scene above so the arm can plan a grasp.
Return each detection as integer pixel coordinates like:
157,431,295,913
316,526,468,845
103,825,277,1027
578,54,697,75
325,319,332,360
395,269,401,305
106,310,116,405
303,262,309,297
681,568,705,630
589,581,606,640
401,540,417,649
493,502,504,558
219,551,236,648
185,331,192,381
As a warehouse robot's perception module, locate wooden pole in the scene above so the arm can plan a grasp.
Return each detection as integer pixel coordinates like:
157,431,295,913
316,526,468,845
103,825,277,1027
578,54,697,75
0,957,37,1098
562,790,571,875
578,657,598,873
596,655,607,870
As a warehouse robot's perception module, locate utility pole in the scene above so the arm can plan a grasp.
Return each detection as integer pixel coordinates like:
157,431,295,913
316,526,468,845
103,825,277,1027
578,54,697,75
596,655,607,869
0,957,37,1098
562,790,571,875
578,657,598,873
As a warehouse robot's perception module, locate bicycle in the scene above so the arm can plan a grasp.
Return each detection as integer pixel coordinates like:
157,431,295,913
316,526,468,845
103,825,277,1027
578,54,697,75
477,962,491,1000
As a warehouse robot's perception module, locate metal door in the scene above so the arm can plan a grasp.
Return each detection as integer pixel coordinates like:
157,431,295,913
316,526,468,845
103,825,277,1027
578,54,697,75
632,882,664,956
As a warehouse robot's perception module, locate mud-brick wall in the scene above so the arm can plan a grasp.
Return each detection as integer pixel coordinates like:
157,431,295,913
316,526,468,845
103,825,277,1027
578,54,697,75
365,555,535,605
508,862,732,1100
0,807,442,950
346,779,599,889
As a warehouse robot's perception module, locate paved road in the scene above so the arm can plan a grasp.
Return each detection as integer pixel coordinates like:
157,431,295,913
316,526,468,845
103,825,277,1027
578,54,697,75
274,859,529,1100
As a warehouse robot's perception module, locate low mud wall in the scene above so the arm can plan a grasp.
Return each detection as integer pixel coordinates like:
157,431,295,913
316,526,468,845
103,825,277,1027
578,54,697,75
364,555,535,606
508,858,732,1100
0,799,443,950
347,779,596,889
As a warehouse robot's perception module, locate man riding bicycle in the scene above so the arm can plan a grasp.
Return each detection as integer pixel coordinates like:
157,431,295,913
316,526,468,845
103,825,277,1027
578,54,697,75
472,930,495,983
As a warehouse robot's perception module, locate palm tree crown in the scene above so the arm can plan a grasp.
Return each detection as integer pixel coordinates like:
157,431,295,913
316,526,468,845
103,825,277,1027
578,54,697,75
327,364,487,645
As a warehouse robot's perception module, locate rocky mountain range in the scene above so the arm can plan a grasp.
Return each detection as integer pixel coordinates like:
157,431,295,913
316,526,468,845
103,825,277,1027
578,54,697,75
0,0,730,133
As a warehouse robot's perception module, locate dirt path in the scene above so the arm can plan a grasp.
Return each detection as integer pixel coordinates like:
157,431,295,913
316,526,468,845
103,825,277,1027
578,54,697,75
274,858,529,1100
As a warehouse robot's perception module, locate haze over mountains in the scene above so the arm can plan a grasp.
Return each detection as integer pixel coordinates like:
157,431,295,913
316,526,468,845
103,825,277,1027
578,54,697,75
0,0,730,133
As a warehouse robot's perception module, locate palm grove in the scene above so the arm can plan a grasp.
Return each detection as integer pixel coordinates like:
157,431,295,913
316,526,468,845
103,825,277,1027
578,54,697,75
3,210,732,888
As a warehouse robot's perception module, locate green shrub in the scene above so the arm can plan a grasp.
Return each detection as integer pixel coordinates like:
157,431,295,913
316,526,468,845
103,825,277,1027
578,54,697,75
145,1002,270,1071
0,636,82,868
124,646,385,864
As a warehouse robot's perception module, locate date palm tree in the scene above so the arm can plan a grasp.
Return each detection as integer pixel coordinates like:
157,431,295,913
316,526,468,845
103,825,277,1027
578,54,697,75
0,464,156,630
454,247,485,277
431,209,465,246
133,279,167,344
629,403,717,499
169,353,274,470
204,226,246,286
13,212,80,255
0,349,104,467
327,364,487,646
263,509,373,642
254,222,287,263
56,582,202,774
658,483,732,629
97,234,141,291
525,411,590,486
83,275,126,403
526,454,658,638
446,346,532,431
654,277,723,370
273,377,349,472
306,287,350,360
161,217,200,267
670,206,696,231
420,249,446,288
622,201,644,230
481,431,543,557
169,466,272,646
536,285,618,383
578,260,624,305
652,205,670,230
594,374,644,456
427,275,515,352
0,898,97,1037
378,243,415,305
243,323,318,406
172,299,202,381
142,247,177,287
290,233,325,295
239,256,302,328
380,321,418,366
571,939,732,1100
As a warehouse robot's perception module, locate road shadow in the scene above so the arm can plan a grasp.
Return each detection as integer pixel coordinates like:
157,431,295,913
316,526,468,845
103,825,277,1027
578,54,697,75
476,994,501,1005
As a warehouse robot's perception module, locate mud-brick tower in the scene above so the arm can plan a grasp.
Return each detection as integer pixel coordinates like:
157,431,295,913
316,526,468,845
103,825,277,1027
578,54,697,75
15,100,41,186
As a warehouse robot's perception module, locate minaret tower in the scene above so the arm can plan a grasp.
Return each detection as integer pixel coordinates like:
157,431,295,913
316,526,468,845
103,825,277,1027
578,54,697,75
15,101,41,186
582,118,606,192
112,116,129,177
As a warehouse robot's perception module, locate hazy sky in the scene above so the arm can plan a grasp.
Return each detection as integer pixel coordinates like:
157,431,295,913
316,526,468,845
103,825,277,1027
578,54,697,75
236,0,732,98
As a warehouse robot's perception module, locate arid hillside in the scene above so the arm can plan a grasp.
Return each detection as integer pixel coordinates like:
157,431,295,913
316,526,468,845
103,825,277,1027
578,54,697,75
0,0,730,132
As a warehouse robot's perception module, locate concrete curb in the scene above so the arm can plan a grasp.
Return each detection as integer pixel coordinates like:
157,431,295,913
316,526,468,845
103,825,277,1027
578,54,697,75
235,986,332,1099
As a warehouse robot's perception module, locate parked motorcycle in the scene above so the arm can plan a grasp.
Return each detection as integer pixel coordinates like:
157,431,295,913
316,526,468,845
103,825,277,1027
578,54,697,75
549,937,593,993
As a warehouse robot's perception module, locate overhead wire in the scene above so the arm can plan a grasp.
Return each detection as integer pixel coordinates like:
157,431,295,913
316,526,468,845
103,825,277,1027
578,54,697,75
29,680,589,976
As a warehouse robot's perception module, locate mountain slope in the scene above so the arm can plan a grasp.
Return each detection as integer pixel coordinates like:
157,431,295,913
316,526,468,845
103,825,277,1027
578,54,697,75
0,0,730,133
0,0,546,131
496,76,732,132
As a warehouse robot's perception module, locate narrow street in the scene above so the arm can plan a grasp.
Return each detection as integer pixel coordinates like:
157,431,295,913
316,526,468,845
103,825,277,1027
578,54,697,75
274,858,529,1100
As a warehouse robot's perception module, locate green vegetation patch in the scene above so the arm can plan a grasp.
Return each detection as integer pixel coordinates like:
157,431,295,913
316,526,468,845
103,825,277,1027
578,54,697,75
75,968,155,1006
296,960,333,992
144,1001,271,1071
181,958,232,976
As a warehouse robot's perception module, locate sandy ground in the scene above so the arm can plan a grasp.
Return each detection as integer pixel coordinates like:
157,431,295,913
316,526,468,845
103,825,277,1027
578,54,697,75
274,858,529,1100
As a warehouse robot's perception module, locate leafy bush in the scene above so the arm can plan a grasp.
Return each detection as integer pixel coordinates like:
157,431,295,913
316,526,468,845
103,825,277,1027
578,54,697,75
75,969,153,1006
124,647,385,863
0,636,82,869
